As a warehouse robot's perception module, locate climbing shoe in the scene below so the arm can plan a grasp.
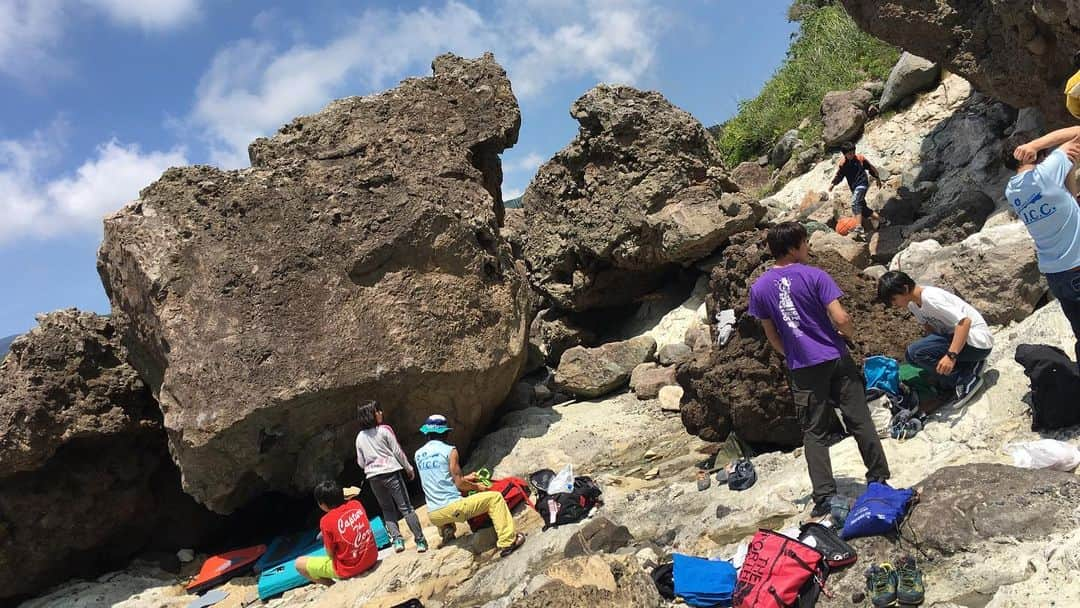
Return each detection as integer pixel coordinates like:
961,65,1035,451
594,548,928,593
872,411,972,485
393,538,406,553
416,538,429,553
895,555,925,605
865,563,898,607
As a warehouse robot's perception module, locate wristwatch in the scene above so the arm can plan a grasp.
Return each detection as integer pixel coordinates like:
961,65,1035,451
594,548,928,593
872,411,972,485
945,351,958,360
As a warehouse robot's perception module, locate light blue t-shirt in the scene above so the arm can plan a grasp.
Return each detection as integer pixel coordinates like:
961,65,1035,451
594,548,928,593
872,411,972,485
1005,149,1080,273
414,439,461,512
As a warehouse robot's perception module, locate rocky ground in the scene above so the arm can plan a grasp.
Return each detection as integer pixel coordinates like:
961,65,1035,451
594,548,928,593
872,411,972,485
22,292,1080,608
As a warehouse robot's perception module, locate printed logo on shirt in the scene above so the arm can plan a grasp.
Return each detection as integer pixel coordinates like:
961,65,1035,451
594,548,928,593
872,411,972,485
337,509,374,558
1012,191,1057,225
776,277,804,337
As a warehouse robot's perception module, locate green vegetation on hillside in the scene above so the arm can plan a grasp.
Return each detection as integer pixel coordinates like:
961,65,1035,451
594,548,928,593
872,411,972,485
716,1,899,166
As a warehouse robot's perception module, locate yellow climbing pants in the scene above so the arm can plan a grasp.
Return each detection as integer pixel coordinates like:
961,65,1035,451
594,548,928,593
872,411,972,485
428,491,516,548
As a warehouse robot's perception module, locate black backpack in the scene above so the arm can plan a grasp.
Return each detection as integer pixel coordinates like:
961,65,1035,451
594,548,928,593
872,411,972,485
797,522,857,569
1015,344,1080,431
535,476,602,528
650,562,675,600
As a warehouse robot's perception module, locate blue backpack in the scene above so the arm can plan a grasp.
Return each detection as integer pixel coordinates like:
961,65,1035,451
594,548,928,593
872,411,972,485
864,356,900,395
840,482,915,540
672,553,737,607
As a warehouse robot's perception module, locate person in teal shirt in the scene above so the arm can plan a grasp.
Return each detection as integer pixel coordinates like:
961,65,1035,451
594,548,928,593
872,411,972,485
1007,129,1080,366
414,414,525,557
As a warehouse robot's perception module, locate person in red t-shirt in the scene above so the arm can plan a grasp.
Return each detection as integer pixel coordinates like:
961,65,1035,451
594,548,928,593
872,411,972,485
296,480,378,585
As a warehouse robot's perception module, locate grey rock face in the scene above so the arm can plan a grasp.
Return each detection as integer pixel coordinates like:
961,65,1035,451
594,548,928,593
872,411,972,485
0,310,217,600
909,463,1080,556
97,53,530,512
821,89,873,147
554,336,657,399
879,52,941,110
523,85,763,312
841,0,1080,126
770,129,801,168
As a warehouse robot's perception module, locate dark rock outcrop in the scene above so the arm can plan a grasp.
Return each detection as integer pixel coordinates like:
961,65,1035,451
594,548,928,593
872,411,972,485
678,234,921,446
908,463,1080,556
0,310,218,600
97,53,530,513
840,0,1080,126
523,85,763,312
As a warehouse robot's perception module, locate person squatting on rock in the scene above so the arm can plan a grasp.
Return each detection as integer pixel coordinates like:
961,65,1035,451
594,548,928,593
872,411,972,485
355,400,429,553
296,480,379,585
1006,128,1080,366
749,222,891,517
828,141,886,236
877,271,992,403
414,414,526,557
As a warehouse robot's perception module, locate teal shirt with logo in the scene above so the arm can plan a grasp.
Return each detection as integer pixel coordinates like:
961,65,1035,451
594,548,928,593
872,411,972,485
414,439,461,511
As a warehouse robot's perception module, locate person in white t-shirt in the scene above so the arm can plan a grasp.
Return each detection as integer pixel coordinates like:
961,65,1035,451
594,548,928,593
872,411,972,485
878,271,993,402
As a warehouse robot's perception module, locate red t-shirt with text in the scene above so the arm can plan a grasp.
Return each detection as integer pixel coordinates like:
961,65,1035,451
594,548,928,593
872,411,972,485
319,500,377,578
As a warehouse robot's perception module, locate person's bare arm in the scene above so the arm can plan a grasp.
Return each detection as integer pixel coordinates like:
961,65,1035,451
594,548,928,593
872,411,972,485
936,318,972,375
1016,126,1080,162
826,299,854,337
448,448,484,493
761,318,785,356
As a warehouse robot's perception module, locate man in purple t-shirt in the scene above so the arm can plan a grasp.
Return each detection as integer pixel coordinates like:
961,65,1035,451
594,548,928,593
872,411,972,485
748,222,890,517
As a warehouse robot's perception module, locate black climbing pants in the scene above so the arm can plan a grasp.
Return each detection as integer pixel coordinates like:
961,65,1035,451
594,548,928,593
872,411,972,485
788,355,891,503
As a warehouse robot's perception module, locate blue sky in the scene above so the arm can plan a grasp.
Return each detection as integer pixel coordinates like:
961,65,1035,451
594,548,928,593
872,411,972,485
0,0,797,337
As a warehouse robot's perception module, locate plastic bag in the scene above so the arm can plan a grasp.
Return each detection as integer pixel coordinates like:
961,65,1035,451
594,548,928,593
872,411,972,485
867,394,893,438
715,309,736,347
546,463,574,495
1005,439,1080,471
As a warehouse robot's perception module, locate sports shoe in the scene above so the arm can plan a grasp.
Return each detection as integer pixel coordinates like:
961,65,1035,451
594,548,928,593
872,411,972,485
865,563,898,607
416,538,429,553
955,360,987,400
811,495,835,518
393,537,406,553
895,555,925,605
439,524,456,545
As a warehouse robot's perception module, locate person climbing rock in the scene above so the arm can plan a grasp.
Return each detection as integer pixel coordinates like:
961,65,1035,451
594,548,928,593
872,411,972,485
355,400,428,553
748,222,891,517
877,271,992,403
296,480,378,586
413,414,526,557
1007,129,1080,367
827,141,886,236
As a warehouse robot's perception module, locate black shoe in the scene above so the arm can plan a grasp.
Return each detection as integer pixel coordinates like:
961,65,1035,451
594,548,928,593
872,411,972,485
811,497,834,518
499,533,526,558
955,360,986,400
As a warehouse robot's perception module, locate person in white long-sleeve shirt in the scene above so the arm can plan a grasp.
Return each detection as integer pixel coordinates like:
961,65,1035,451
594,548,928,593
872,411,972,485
355,400,427,553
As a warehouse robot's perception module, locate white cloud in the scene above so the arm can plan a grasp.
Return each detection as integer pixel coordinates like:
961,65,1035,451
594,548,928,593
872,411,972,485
502,187,524,201
0,0,65,82
82,0,201,30
0,129,186,245
0,0,200,84
505,152,546,174
190,0,663,168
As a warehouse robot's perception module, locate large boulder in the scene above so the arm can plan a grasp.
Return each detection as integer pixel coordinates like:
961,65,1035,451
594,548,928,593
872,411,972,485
908,463,1080,556
809,229,871,268
629,362,678,400
879,52,941,110
529,308,598,367
770,129,801,168
840,0,1080,126
554,336,657,399
97,53,530,512
0,310,218,600
678,241,922,446
731,161,772,193
523,85,763,312
821,89,873,147
913,222,1047,324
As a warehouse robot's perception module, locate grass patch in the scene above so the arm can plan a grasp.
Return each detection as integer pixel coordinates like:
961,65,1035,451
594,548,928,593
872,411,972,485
716,1,899,167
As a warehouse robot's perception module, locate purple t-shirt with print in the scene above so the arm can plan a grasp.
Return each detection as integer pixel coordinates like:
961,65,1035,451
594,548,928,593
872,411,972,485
748,263,847,370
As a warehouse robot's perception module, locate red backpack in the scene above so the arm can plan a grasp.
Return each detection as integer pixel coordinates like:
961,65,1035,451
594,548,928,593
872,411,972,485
734,529,829,608
467,477,533,531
